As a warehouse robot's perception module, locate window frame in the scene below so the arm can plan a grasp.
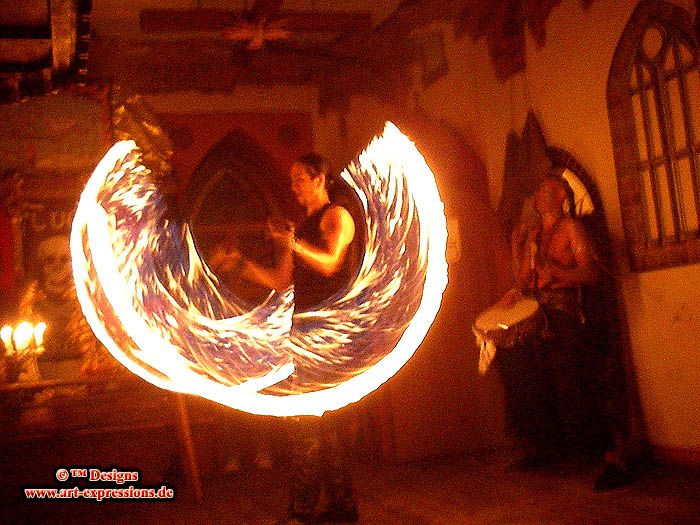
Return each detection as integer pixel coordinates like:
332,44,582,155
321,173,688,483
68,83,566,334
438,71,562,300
608,0,700,271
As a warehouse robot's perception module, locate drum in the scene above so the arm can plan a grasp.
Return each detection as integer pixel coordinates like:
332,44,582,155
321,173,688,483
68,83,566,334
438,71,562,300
473,296,544,349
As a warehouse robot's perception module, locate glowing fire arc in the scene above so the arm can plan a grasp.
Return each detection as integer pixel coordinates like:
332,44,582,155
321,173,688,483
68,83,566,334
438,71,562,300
71,122,448,416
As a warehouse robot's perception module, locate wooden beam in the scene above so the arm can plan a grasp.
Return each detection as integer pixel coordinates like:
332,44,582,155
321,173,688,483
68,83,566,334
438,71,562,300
331,0,464,59
87,37,367,92
172,393,203,502
0,1,49,28
0,26,51,39
140,9,371,34
0,39,52,72
140,9,244,33
282,12,372,33
249,0,284,22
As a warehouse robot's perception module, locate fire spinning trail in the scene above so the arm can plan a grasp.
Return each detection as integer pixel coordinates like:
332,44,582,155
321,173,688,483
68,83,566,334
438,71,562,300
71,122,448,416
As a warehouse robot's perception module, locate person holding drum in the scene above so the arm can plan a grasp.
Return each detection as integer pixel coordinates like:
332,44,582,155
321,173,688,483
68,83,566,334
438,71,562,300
490,172,615,478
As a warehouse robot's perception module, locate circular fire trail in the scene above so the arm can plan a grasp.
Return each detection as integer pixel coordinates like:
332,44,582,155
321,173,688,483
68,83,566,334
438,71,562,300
71,122,448,416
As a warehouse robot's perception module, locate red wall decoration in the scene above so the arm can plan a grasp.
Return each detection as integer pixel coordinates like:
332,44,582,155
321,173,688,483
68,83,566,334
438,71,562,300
157,112,314,186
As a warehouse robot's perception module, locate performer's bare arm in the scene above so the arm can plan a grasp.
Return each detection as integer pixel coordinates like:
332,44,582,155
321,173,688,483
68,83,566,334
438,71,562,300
511,222,528,280
510,220,540,290
240,251,293,292
208,232,293,292
293,205,355,277
209,206,354,290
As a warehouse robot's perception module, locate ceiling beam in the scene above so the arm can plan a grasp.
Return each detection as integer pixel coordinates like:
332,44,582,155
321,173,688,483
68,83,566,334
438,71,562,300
88,1,464,112
140,9,242,33
331,0,464,60
87,37,367,92
140,9,371,34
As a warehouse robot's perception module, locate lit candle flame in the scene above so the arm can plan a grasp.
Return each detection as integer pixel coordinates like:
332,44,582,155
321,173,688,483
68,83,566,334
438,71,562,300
1,325,13,355
12,321,34,352
33,322,47,348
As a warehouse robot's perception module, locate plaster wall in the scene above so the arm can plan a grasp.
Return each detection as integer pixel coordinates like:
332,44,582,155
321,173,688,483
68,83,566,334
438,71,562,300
412,0,700,452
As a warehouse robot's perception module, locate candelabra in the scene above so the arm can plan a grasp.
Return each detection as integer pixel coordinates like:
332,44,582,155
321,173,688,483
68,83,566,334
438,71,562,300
1,321,47,382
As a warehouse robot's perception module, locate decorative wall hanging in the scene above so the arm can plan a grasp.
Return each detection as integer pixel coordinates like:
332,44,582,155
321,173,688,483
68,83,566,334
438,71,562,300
454,0,594,82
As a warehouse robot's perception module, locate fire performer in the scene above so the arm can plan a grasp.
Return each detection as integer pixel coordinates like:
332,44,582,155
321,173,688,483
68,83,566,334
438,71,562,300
209,152,356,311
210,152,359,523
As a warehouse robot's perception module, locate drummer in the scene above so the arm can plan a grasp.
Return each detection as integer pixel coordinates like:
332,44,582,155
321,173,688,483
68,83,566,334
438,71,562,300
505,175,598,306
495,172,609,476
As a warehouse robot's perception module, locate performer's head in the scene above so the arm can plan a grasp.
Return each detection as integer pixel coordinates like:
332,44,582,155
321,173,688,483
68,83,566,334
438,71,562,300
534,174,571,217
290,152,331,211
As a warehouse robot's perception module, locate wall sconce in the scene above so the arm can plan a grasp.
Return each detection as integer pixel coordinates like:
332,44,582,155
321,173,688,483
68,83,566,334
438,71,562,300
1,321,47,360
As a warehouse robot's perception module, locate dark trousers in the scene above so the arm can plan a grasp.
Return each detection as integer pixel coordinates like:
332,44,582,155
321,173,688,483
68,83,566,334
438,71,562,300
287,414,357,520
496,306,610,459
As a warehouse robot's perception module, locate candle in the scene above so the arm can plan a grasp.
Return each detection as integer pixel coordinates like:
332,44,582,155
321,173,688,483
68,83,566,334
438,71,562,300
12,321,34,353
33,322,47,348
1,325,13,355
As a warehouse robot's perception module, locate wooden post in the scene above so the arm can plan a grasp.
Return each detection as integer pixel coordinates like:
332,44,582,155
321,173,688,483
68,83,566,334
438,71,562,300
172,393,203,502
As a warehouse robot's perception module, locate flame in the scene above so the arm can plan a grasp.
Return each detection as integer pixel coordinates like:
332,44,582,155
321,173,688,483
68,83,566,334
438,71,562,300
1,325,13,354
12,321,34,352
71,122,448,416
33,322,47,347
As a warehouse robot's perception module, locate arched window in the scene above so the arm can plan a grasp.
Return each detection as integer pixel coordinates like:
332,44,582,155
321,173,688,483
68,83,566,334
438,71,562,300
608,1,700,270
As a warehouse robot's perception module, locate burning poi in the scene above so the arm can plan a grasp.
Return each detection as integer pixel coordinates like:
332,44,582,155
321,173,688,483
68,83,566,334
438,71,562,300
71,122,448,416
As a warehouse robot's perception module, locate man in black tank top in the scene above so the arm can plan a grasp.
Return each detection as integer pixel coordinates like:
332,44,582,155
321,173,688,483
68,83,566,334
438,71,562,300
208,152,359,523
210,153,355,312
293,201,354,310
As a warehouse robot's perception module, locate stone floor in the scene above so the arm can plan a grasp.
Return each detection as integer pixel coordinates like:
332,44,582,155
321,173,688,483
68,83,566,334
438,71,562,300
3,451,699,524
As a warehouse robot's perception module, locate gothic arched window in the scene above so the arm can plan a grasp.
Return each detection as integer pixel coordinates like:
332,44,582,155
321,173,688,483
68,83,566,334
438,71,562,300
608,1,700,270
